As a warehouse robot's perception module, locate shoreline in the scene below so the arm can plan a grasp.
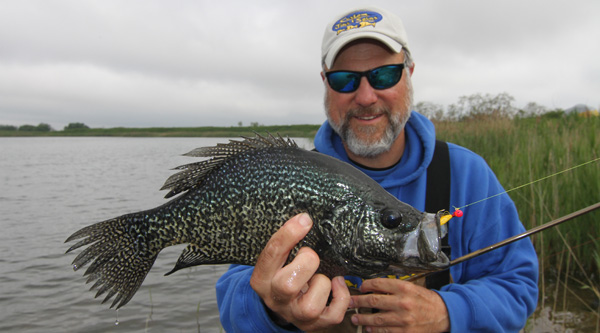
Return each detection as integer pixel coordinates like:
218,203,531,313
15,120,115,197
0,124,321,138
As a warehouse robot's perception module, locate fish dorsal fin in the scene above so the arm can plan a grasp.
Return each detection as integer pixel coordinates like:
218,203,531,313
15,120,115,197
160,133,297,198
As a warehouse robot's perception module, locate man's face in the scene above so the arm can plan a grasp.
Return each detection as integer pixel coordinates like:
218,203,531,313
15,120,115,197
323,40,413,158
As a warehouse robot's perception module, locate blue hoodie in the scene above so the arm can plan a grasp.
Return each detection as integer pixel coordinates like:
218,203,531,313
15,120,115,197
217,112,538,332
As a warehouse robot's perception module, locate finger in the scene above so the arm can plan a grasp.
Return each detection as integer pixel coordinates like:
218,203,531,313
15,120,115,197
294,276,350,330
253,213,313,281
293,273,332,321
271,247,320,301
359,277,402,294
320,276,351,322
352,311,396,329
351,293,394,311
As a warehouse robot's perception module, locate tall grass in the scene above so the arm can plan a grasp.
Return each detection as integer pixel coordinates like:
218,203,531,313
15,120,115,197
435,114,600,275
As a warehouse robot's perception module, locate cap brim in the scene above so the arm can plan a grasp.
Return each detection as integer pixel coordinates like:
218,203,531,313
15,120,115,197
323,32,403,68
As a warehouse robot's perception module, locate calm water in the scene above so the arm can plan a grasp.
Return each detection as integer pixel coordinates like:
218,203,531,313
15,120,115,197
0,137,312,333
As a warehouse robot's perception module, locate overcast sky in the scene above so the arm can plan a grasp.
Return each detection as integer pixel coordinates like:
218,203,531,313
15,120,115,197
1,1,598,129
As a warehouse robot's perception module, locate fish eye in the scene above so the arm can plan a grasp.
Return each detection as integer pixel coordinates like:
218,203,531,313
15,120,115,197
381,209,403,229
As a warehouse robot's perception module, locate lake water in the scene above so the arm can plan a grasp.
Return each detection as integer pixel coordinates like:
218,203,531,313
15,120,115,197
0,136,313,332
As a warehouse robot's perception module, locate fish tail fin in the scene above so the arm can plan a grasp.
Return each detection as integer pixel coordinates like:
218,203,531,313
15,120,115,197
65,213,158,309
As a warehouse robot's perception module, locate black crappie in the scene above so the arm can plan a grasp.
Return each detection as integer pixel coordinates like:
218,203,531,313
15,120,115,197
66,134,449,309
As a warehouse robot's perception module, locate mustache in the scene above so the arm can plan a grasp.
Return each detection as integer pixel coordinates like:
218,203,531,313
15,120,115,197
345,106,391,121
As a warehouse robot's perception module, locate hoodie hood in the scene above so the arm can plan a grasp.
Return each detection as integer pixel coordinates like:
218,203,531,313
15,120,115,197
314,111,436,189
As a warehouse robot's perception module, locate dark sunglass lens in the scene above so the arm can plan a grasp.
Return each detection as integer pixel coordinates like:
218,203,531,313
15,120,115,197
369,65,403,89
327,72,360,92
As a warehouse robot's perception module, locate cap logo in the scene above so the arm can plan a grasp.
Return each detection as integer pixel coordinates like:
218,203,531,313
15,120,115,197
332,11,383,35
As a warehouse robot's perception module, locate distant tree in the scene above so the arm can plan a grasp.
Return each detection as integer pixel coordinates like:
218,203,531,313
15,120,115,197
449,92,517,120
17,123,53,132
36,123,52,132
18,124,38,131
445,103,461,121
238,121,243,127
517,102,548,118
64,122,90,130
0,125,17,131
415,101,445,121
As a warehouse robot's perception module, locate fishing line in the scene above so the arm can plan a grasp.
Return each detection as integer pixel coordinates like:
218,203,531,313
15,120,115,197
409,202,600,282
454,156,600,212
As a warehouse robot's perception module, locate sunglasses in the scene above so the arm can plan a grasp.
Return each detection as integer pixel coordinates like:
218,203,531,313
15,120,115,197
325,63,405,93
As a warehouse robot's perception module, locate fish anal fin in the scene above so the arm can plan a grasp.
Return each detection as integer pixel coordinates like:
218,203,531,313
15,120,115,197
165,243,207,276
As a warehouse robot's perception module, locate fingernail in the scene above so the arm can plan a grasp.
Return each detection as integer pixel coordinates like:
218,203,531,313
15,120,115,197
351,315,358,325
298,213,312,227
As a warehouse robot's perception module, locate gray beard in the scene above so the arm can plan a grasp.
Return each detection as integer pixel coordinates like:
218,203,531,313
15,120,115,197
325,78,413,158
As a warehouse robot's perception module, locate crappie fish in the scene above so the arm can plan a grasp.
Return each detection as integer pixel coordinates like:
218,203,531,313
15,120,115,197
66,134,449,309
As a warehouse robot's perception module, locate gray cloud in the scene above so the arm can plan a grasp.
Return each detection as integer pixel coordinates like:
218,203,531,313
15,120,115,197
1,1,598,129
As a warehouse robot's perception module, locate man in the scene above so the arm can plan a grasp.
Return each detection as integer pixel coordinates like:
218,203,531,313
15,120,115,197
217,6,538,332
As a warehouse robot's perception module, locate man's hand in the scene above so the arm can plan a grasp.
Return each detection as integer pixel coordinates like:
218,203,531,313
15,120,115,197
350,278,450,332
250,213,350,331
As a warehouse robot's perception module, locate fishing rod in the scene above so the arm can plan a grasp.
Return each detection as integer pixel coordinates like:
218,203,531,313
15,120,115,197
407,202,600,282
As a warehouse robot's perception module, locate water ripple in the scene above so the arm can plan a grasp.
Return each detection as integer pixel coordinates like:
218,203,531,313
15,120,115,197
0,138,252,332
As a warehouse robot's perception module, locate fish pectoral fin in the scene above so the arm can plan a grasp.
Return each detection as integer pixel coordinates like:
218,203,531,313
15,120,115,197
164,243,207,276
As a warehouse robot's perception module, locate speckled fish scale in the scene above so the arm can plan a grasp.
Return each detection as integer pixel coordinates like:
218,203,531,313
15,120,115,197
66,134,446,309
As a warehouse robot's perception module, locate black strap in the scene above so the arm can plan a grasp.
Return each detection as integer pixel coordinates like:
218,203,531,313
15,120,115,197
425,140,452,290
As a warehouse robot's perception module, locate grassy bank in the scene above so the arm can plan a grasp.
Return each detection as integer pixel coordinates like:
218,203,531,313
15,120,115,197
0,124,321,138
436,115,600,285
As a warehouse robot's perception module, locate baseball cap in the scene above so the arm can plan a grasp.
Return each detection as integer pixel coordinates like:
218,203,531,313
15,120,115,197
321,7,410,69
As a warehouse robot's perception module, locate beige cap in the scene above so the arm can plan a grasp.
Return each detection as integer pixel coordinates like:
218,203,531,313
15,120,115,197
321,7,410,68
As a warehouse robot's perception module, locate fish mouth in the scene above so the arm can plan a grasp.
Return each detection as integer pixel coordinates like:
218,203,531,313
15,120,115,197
389,212,450,275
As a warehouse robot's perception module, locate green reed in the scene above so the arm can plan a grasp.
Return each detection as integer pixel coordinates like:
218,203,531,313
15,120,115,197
435,114,600,275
